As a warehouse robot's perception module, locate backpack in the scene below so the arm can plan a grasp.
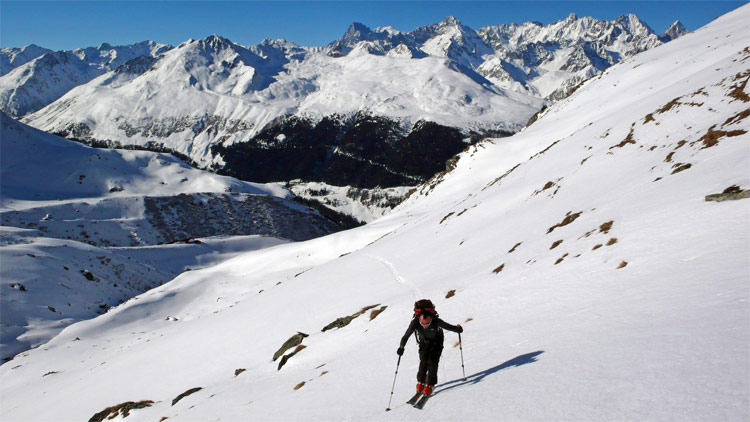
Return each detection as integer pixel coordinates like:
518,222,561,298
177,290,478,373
413,299,438,317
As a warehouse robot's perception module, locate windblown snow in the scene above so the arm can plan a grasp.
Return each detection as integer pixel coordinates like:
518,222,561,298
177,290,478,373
1,5,748,422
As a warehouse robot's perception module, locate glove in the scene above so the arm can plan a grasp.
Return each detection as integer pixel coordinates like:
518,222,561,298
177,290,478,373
456,324,463,333
397,346,404,356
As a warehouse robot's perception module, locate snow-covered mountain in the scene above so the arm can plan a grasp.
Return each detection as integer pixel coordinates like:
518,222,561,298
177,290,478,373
660,20,689,42
1,4,746,422
3,13,686,197
0,44,52,75
0,113,342,361
0,41,171,118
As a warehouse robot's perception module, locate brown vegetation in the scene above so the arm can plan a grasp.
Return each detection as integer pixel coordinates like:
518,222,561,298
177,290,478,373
694,125,746,149
492,264,505,274
89,401,154,422
369,306,387,320
547,211,582,234
657,97,681,114
440,212,455,224
508,242,522,253
671,163,692,174
728,71,750,102
610,129,636,149
722,108,750,126
172,387,202,406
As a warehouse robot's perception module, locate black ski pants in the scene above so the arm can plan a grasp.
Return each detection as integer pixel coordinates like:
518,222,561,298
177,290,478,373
417,342,443,385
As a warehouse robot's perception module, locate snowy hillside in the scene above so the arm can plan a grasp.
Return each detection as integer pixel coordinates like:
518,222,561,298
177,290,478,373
1,5,748,422
0,114,341,361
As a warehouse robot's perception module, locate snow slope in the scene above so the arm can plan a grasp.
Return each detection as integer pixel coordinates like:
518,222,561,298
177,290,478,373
1,5,748,422
0,112,284,206
0,114,338,361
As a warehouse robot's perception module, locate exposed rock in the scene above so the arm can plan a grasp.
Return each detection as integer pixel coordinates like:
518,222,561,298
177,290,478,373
89,400,154,422
172,387,202,406
273,332,309,361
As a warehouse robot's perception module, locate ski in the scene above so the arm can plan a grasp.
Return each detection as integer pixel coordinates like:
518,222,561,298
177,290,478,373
413,394,431,409
406,392,422,405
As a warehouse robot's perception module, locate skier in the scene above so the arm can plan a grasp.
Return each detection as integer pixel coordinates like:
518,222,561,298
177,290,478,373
397,299,463,405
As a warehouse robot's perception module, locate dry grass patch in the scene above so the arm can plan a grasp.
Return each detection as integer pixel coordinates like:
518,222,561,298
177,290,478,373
722,108,750,126
617,261,628,269
694,125,747,149
172,387,202,406
547,211,582,234
610,129,636,149
492,264,505,274
445,290,456,299
294,382,306,390
728,71,750,102
440,212,455,224
671,163,692,174
657,97,681,114
508,242,522,253
554,253,569,265
550,240,563,249
593,244,603,251
89,401,154,422
369,306,387,320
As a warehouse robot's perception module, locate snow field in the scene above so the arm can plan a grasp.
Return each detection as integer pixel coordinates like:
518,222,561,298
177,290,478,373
1,5,748,421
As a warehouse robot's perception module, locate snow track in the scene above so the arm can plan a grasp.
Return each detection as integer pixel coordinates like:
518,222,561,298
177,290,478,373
368,254,422,298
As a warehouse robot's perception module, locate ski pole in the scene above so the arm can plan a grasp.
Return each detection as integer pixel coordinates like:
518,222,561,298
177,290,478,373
459,332,466,381
385,354,401,411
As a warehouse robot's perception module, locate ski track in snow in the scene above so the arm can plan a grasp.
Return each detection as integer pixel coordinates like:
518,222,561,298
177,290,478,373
367,254,422,299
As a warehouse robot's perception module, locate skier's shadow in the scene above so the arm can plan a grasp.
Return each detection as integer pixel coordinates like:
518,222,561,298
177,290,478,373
434,350,544,396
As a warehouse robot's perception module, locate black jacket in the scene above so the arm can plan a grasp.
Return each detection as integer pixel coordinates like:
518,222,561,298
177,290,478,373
400,317,461,348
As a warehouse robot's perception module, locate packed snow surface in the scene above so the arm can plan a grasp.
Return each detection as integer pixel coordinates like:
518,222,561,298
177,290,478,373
1,5,748,422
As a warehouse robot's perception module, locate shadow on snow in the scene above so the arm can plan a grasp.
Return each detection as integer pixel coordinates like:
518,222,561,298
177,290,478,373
434,350,544,396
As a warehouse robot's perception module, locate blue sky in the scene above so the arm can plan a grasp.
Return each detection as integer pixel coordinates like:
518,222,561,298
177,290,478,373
1,1,746,50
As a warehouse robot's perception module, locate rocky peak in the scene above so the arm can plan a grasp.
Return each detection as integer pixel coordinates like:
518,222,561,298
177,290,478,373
196,34,234,52
614,13,655,35
660,20,689,42
343,22,373,42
